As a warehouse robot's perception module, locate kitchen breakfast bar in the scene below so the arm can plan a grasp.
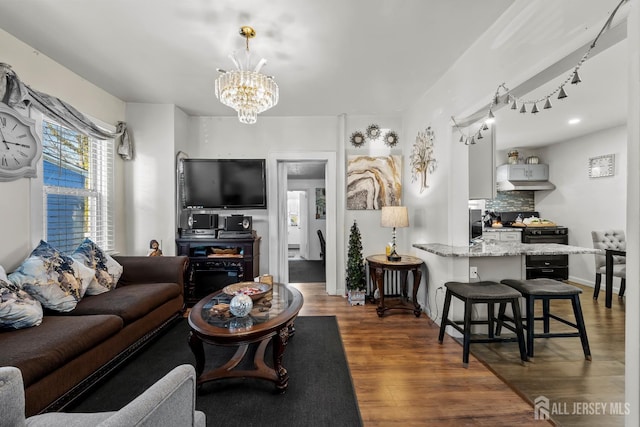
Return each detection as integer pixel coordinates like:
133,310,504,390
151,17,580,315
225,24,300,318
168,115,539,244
413,242,599,283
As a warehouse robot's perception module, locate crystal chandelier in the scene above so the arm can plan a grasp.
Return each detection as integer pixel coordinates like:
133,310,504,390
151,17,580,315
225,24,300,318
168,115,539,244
215,26,279,124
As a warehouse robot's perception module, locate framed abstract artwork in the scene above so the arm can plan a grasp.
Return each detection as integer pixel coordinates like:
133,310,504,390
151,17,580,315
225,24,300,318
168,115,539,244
346,155,402,210
315,188,326,219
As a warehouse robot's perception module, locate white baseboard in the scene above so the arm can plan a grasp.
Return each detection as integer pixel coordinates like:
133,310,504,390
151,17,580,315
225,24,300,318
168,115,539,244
569,275,621,294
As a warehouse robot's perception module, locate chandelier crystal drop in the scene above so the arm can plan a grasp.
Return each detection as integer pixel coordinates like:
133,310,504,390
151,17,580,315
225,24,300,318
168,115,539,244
215,26,279,124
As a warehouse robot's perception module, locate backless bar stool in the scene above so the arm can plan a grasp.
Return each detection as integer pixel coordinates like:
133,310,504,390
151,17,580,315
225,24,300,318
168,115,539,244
498,278,591,360
438,281,527,367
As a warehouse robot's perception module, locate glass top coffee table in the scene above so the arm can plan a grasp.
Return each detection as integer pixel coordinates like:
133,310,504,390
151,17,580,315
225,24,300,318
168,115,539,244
188,282,303,392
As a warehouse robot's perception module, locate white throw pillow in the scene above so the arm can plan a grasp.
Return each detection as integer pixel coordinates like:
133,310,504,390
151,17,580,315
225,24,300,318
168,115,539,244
71,238,123,295
8,241,94,312
1,265,43,329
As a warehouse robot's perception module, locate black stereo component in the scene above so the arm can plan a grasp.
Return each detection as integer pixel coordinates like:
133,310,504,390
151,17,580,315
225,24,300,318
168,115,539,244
225,215,252,232
189,213,218,230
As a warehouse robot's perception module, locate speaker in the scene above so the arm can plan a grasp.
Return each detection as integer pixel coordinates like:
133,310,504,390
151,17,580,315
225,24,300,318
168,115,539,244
225,215,252,232
189,214,218,230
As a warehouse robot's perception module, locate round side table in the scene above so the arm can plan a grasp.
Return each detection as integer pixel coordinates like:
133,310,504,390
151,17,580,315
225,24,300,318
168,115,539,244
366,254,424,317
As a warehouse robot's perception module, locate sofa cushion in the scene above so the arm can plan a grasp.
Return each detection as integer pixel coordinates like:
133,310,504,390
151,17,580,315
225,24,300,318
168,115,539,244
66,283,182,324
71,238,123,296
0,265,43,330
8,241,94,312
0,315,123,387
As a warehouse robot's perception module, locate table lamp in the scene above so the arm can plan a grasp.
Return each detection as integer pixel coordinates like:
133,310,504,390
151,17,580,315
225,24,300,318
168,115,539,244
381,206,409,261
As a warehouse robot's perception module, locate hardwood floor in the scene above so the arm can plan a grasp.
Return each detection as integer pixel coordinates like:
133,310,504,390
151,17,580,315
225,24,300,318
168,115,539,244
469,283,625,427
291,282,554,426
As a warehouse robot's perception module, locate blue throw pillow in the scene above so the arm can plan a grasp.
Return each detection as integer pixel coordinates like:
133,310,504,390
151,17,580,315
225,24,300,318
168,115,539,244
71,238,123,295
0,265,43,329
8,240,94,312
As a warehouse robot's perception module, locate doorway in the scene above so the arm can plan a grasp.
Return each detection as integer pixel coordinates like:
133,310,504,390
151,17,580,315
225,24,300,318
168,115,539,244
286,163,326,283
287,190,307,260
267,152,337,293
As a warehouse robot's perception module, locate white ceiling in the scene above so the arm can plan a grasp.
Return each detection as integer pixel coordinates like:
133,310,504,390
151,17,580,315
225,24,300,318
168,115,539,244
0,0,512,117
0,0,628,154
494,37,627,150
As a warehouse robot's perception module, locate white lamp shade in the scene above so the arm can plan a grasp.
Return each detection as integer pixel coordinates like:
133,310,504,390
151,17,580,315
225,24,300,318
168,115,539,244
381,206,409,228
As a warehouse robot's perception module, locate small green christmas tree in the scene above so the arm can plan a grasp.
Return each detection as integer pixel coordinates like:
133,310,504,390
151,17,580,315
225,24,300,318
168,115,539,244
346,220,366,291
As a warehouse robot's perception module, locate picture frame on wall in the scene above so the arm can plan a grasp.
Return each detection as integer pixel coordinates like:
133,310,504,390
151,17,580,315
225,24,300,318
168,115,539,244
346,155,402,210
315,188,326,219
588,154,615,178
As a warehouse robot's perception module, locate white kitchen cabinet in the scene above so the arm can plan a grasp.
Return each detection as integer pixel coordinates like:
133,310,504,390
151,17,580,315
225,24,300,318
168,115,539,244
483,231,500,242
483,229,522,242
497,164,548,181
500,231,521,241
468,127,496,199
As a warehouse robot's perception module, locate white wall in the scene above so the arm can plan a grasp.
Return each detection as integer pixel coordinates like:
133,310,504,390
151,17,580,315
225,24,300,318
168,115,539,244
536,125,627,286
625,0,639,421
187,116,339,275
401,0,625,320
344,115,403,266
288,179,326,261
0,28,125,270
123,103,180,256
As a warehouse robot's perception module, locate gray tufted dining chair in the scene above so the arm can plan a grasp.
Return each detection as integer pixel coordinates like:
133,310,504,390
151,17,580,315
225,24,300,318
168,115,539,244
591,230,626,299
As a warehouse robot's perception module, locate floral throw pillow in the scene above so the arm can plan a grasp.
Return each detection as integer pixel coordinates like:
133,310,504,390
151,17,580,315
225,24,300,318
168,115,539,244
8,240,94,312
71,238,123,295
0,265,43,329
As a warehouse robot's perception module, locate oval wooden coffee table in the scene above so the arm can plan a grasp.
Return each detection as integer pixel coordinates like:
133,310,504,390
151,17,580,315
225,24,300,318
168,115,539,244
188,282,303,393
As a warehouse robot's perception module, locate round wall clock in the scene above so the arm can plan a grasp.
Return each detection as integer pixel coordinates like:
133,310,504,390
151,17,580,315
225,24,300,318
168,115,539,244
0,102,42,181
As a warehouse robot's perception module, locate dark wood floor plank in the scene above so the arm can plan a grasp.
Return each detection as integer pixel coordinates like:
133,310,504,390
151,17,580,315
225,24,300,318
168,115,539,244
292,282,553,426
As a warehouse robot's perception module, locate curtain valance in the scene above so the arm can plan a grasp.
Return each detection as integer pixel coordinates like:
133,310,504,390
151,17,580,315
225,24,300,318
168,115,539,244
0,63,133,159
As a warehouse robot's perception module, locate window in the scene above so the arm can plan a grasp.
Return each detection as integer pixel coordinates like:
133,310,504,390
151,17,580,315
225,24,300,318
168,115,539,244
42,119,114,253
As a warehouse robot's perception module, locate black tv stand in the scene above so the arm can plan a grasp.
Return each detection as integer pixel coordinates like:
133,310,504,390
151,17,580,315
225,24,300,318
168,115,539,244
176,235,261,306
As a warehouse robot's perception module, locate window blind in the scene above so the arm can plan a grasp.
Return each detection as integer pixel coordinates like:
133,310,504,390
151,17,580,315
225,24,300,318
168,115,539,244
42,119,114,253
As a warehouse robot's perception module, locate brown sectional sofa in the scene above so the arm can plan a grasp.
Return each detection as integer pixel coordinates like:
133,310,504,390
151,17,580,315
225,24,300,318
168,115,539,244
0,255,188,416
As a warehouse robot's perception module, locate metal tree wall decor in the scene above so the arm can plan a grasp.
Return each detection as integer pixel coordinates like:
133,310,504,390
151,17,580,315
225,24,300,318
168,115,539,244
410,126,437,193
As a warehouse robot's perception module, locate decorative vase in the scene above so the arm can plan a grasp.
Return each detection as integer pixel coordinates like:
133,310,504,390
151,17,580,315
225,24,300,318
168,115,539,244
229,293,253,317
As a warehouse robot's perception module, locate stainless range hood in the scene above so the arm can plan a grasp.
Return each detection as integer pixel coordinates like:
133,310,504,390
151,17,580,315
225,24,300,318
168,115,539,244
497,180,556,191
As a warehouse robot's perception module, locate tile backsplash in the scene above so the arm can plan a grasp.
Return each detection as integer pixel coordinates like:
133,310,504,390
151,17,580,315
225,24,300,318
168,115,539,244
485,191,535,212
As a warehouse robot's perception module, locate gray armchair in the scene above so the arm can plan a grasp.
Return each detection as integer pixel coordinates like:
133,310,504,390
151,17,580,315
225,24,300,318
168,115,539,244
591,230,626,299
0,364,205,427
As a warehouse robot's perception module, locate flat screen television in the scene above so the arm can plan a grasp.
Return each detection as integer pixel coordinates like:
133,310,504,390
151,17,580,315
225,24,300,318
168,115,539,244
181,158,267,209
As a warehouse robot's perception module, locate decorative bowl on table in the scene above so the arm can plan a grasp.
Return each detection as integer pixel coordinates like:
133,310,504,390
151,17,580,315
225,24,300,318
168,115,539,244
223,281,272,301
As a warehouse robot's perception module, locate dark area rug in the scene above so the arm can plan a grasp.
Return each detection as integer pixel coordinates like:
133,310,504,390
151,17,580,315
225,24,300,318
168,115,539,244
289,260,325,283
70,316,362,427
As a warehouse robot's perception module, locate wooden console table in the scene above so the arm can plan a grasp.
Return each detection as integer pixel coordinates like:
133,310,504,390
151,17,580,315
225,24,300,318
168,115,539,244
366,254,423,317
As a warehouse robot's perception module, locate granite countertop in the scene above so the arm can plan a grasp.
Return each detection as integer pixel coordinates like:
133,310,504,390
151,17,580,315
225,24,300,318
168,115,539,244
413,242,602,258
483,227,522,232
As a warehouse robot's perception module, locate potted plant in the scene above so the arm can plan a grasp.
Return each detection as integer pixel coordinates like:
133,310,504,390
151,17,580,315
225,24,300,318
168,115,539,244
346,220,366,306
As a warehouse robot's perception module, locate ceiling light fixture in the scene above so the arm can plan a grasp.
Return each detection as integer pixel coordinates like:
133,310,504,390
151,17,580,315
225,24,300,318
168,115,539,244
215,26,279,124
568,118,581,125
